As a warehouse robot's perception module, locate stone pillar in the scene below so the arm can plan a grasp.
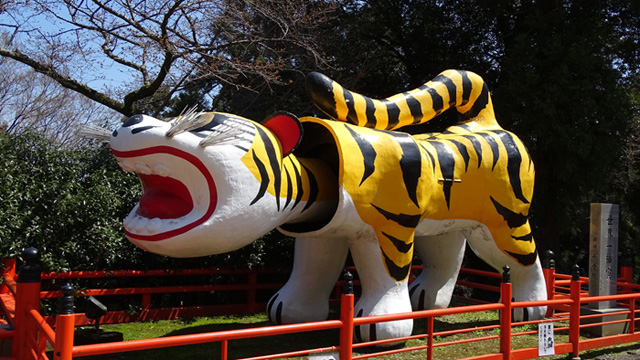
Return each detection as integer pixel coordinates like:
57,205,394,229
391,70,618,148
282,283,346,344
588,203,619,309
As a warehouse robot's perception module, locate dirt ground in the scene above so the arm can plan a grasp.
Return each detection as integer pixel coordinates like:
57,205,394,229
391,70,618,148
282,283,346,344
580,345,640,360
594,351,640,360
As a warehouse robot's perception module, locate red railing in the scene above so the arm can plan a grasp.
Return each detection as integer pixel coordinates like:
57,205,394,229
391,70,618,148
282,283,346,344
3,248,640,360
38,267,286,326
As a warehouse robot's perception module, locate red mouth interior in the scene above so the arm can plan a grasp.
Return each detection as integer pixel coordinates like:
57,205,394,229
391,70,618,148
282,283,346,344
136,174,193,219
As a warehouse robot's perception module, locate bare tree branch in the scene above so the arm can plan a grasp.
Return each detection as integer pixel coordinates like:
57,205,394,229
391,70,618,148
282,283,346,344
0,58,120,146
0,46,126,113
0,0,338,117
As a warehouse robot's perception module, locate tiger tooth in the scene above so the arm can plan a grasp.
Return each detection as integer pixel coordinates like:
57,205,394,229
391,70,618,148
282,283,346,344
136,163,152,175
125,211,135,223
134,216,149,231
124,215,136,231
153,163,170,177
120,160,135,172
147,218,162,233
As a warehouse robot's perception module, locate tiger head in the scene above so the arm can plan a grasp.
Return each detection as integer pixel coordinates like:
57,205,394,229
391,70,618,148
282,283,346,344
110,110,307,257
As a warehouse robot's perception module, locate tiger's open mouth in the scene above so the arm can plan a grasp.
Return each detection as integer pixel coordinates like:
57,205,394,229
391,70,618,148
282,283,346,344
112,146,217,242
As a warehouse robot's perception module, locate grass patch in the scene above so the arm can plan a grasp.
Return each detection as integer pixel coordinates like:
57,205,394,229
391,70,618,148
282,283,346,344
75,309,640,360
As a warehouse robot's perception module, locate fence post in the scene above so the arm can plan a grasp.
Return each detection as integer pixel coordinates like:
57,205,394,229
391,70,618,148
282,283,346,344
339,270,354,360
542,250,556,317
1,258,16,294
12,247,42,360
569,264,581,360
630,294,636,334
619,252,633,294
54,283,75,360
500,265,512,360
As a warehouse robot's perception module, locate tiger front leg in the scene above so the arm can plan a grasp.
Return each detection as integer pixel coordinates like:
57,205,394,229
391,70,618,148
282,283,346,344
348,229,414,344
410,231,466,310
267,236,348,325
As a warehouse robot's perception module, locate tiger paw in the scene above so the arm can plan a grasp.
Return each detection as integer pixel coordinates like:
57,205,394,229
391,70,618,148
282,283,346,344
266,288,329,325
353,291,413,344
408,277,454,311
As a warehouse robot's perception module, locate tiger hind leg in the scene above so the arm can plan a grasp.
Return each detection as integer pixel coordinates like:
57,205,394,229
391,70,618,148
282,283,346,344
410,231,466,310
464,223,547,321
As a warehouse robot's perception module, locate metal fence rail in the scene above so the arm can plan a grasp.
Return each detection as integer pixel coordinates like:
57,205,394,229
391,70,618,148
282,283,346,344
2,247,640,360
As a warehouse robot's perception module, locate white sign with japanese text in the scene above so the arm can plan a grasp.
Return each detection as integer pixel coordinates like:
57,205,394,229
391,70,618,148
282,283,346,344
538,322,555,356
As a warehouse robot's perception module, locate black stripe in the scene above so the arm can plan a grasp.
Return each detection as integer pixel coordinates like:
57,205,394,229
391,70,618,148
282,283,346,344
448,139,470,171
429,141,456,209
300,163,318,212
409,283,418,298
290,163,304,210
405,92,424,125
381,232,413,253
418,289,426,311
305,72,338,119
456,123,472,132
490,196,528,229
267,293,279,323
506,249,538,266
464,83,490,119
191,113,237,132
419,143,437,173
433,74,457,107
345,126,377,185
355,309,364,343
371,204,421,228
123,115,144,127
393,133,422,208
250,149,269,206
459,70,472,107
512,233,533,242
234,144,249,152
382,247,412,281
275,301,283,324
256,126,282,211
491,130,530,204
283,166,293,210
421,84,444,115
370,323,377,342
522,307,530,322
365,97,377,128
461,135,483,168
476,132,500,170
344,86,357,124
131,125,156,134
384,99,401,129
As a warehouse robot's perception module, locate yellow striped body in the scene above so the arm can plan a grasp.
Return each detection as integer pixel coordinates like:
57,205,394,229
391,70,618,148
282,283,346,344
302,69,538,282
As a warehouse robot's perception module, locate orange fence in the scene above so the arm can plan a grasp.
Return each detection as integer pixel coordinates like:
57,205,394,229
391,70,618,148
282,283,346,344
39,267,286,326
2,247,640,360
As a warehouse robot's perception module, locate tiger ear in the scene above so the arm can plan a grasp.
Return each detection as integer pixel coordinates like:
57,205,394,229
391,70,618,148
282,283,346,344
261,112,303,156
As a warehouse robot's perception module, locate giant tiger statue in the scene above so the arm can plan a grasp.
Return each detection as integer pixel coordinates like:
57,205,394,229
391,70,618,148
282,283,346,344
110,70,547,343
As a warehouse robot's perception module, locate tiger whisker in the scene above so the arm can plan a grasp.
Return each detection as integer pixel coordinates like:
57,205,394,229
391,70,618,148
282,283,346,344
199,126,242,147
166,107,213,137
